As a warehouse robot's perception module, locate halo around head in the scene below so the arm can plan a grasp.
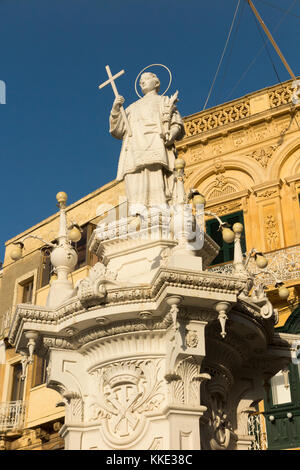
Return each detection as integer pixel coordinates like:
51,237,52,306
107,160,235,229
135,64,172,98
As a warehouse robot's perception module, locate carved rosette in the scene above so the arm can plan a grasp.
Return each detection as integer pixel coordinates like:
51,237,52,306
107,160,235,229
89,359,165,445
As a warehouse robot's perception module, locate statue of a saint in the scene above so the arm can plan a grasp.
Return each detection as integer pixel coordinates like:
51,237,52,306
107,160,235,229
109,72,185,211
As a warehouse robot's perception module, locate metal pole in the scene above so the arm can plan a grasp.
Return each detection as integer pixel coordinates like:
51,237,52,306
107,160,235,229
247,0,296,80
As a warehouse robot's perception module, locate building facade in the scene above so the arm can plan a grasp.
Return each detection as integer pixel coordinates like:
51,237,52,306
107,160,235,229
0,78,299,450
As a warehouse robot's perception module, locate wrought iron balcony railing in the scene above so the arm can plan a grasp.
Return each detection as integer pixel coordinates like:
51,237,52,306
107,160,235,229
248,413,268,450
0,400,26,432
207,245,300,287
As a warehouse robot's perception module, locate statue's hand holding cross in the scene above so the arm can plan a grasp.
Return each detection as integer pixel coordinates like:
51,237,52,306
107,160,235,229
111,95,125,116
99,65,132,136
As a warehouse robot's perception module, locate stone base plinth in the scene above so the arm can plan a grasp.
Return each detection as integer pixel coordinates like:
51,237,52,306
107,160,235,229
59,406,206,450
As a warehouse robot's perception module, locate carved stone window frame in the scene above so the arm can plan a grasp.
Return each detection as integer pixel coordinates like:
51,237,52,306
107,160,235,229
12,269,38,312
1,354,28,403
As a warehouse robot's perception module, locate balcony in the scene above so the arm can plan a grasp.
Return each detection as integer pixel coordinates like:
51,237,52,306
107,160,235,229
248,413,268,450
0,401,26,433
207,245,300,287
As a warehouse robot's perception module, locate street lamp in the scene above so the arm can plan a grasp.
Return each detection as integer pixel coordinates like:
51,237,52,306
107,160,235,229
10,192,82,308
276,282,290,301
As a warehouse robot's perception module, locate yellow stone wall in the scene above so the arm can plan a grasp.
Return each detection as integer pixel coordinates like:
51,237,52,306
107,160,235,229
177,79,300,329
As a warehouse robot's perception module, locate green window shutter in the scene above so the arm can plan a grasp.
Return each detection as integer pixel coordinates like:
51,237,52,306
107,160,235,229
264,363,300,449
206,210,246,265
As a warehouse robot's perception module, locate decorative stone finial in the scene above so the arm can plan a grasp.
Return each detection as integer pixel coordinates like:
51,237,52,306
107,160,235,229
56,191,68,207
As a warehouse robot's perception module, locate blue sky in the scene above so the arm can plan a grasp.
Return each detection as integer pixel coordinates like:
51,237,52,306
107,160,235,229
0,0,299,262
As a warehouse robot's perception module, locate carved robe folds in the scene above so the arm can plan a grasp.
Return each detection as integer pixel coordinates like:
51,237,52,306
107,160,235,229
110,93,184,207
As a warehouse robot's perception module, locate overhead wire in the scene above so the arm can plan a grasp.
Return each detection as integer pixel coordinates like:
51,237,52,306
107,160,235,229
250,2,300,142
251,6,282,84
214,0,246,105
225,0,298,101
202,0,241,111
256,0,300,20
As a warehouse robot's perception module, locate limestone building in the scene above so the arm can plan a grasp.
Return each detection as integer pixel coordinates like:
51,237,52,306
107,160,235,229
0,78,299,450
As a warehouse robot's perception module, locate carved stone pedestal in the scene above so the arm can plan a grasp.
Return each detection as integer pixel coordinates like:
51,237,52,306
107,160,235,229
59,405,206,450
9,221,294,450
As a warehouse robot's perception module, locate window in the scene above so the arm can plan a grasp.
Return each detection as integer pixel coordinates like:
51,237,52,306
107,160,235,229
74,224,88,270
206,210,246,265
21,278,34,303
40,255,52,288
270,370,292,405
13,271,37,308
32,356,47,387
10,363,25,401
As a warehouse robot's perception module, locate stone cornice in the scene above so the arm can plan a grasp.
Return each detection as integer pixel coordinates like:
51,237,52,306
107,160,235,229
252,179,283,197
9,267,248,346
285,173,300,185
177,79,299,146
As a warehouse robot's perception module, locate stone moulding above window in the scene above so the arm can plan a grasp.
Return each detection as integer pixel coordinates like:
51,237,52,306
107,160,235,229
204,189,250,217
285,174,300,200
206,175,239,201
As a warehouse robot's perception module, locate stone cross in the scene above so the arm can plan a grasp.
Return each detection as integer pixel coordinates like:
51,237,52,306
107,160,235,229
99,65,132,136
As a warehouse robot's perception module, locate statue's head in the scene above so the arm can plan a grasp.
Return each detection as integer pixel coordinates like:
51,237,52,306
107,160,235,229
139,72,160,95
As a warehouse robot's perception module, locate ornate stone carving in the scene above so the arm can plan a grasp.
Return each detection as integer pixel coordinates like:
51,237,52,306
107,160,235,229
160,247,172,267
76,262,117,307
207,175,237,200
264,214,279,251
189,147,205,164
90,359,165,443
43,337,75,350
185,330,198,348
207,394,232,450
214,175,228,192
248,145,278,168
231,129,250,148
269,85,292,108
257,189,277,198
166,358,210,407
210,200,242,216
76,315,172,347
65,395,84,424
179,306,217,323
52,386,84,425
184,99,250,137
